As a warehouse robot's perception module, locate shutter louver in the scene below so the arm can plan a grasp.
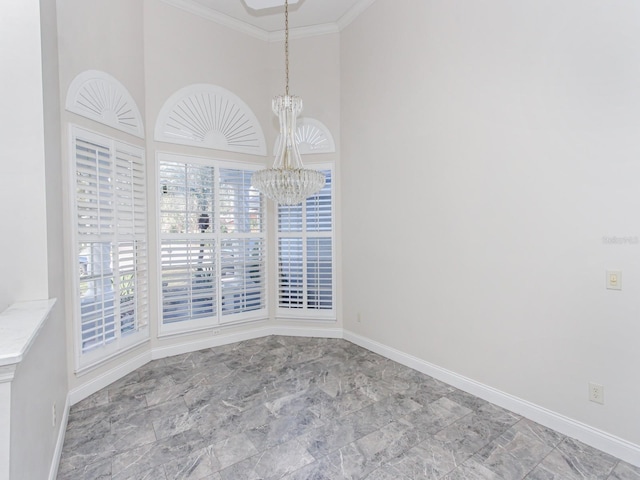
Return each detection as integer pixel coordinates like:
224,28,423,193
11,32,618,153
115,146,148,333
277,168,334,316
220,238,266,315
219,168,266,320
306,170,332,232
307,237,333,309
76,139,113,238
78,241,116,352
220,168,263,234
278,238,303,308
161,240,216,323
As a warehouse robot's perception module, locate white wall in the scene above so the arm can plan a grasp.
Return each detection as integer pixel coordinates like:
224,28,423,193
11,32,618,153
56,0,146,115
11,306,67,480
0,0,49,312
341,0,640,446
143,0,270,137
1,0,69,477
37,0,70,475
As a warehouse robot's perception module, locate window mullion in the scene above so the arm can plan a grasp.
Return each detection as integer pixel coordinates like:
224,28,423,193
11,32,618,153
302,200,308,312
214,165,221,325
111,141,122,342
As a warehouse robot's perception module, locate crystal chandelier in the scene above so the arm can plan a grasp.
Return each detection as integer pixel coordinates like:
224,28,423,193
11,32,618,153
251,0,325,205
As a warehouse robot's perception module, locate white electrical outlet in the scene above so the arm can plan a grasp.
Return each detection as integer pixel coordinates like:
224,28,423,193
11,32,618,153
589,382,604,404
213,329,221,336
52,403,56,427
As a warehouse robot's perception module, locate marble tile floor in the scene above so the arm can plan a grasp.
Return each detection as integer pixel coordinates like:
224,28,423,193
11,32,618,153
57,336,640,480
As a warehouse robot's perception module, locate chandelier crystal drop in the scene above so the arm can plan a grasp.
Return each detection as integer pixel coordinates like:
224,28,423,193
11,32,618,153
251,0,325,205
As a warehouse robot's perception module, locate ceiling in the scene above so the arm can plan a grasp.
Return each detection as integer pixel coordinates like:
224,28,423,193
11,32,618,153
166,0,373,34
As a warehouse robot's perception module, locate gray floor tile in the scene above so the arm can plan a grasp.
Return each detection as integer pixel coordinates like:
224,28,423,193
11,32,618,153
211,433,258,470
475,426,556,479
366,464,413,479
245,408,325,450
443,458,505,480
296,401,392,459
56,457,111,480
111,429,207,479
403,396,472,434
57,337,638,480
114,464,167,480
609,462,640,480
162,444,220,479
525,437,618,480
386,436,461,478
279,458,341,480
218,438,314,479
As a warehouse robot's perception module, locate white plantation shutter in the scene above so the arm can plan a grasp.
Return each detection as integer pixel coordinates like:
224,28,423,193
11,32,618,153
76,138,114,237
306,173,332,232
219,168,263,234
220,238,266,317
160,161,217,328
159,155,266,332
114,148,148,333
278,238,303,307
219,168,266,320
71,127,148,366
306,237,333,309
277,168,335,318
161,240,216,323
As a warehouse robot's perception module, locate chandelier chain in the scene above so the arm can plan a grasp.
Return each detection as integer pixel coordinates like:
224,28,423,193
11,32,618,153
285,0,289,96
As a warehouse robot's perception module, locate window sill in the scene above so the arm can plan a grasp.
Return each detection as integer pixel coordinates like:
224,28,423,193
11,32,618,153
275,313,337,323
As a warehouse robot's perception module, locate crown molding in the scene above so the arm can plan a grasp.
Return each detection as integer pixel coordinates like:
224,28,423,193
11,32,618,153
160,0,375,41
337,0,377,30
160,0,270,41
268,23,340,42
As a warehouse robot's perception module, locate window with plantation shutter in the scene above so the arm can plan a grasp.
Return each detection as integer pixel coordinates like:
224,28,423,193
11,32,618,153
71,127,148,369
277,167,335,319
160,161,216,326
159,154,266,334
219,168,266,319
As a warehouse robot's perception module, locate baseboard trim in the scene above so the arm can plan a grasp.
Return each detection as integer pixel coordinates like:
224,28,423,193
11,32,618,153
151,326,273,361
271,325,343,338
48,393,70,480
343,329,640,468
68,349,152,406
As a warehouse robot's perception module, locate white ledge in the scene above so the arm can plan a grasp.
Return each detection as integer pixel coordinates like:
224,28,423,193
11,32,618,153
0,299,56,368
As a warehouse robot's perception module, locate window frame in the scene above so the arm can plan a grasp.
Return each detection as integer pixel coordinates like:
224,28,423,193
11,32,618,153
69,125,149,373
276,163,336,321
156,152,268,337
